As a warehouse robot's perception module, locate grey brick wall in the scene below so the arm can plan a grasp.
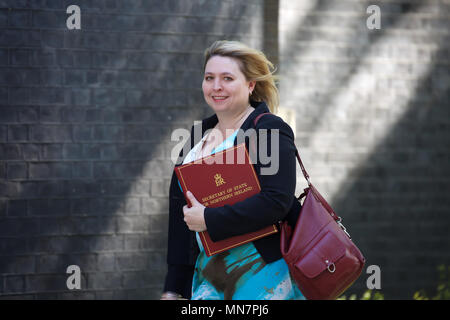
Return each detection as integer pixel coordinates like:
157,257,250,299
1,0,449,300
280,0,450,299
0,0,266,299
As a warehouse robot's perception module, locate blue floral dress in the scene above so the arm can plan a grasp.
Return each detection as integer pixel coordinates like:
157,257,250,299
181,130,305,300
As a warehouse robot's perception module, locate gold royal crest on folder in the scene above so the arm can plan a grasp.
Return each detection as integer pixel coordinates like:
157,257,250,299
214,173,225,187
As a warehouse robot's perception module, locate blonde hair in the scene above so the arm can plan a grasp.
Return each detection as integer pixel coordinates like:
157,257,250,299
203,40,279,114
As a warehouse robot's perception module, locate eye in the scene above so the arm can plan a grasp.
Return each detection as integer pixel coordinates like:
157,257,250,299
204,76,213,81
224,76,233,81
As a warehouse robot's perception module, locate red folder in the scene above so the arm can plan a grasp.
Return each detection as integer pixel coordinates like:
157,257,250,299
174,143,278,256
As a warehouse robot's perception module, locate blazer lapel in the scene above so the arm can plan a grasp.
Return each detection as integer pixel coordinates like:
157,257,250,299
175,101,269,165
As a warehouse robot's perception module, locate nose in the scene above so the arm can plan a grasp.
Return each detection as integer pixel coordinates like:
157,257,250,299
212,79,222,91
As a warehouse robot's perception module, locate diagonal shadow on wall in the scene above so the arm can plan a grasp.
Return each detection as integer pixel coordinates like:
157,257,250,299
0,0,261,299
331,45,450,299
280,0,423,138
279,0,449,298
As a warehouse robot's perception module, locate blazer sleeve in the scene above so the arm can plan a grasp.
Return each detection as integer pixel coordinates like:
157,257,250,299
203,114,297,242
163,124,200,298
163,172,197,298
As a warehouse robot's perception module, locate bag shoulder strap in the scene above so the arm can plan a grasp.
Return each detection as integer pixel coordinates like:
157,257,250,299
253,112,311,186
254,112,341,222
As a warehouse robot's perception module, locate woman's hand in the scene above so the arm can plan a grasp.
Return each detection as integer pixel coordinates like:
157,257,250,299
160,291,186,300
183,191,207,232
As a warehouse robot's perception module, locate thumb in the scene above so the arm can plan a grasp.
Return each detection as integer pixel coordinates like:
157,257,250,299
186,191,200,205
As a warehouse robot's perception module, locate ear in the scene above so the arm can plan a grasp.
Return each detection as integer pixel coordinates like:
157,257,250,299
248,80,256,94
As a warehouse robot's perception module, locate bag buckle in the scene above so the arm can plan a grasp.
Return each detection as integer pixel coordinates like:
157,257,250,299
325,260,336,273
337,217,351,239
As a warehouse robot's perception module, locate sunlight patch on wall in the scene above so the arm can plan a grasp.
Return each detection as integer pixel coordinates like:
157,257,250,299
279,2,437,201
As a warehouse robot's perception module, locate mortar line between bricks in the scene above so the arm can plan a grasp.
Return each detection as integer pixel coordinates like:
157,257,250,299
2,59,449,72
9,24,450,37
4,57,449,67
285,25,450,34
3,27,262,36
28,10,258,20
0,30,265,37
279,12,450,18
284,57,450,64
22,6,450,19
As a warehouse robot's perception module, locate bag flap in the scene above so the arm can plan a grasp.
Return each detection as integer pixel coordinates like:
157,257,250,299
294,232,346,278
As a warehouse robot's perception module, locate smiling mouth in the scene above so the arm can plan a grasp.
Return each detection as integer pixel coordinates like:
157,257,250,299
212,96,228,102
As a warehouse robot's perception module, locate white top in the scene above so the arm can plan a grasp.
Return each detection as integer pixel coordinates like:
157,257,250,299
182,129,239,165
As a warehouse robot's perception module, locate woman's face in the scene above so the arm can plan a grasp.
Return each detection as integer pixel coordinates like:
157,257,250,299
202,55,255,114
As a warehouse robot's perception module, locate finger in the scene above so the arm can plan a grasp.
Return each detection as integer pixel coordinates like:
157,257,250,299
186,191,199,205
183,205,192,216
185,218,194,231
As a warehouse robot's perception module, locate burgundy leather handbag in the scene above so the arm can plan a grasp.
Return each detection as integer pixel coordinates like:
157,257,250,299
282,148,366,300
255,113,366,300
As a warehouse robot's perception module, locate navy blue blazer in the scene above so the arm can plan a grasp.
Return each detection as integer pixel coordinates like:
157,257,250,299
163,100,302,298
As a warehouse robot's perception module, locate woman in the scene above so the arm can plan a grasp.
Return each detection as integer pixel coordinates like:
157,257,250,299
161,40,304,300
